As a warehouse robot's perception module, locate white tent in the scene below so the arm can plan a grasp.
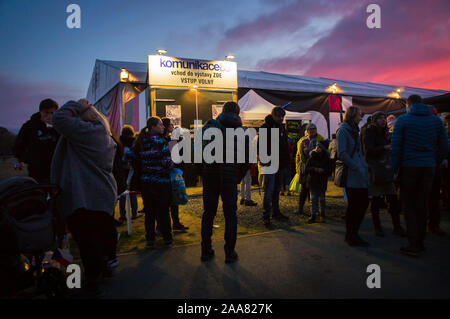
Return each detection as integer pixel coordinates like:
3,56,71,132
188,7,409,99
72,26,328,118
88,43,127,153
86,59,449,136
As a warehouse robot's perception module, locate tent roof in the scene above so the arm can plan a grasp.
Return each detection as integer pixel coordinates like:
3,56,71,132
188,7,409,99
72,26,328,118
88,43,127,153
86,59,449,104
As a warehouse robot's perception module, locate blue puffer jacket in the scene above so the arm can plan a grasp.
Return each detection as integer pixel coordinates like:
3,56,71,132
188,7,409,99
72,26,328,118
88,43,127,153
391,103,449,173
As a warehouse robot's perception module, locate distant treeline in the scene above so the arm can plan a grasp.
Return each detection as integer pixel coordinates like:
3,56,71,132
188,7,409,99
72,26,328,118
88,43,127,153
0,127,16,156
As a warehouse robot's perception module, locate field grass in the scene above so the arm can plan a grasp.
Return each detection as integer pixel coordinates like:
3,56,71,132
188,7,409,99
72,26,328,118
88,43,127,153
0,158,347,257
110,181,346,256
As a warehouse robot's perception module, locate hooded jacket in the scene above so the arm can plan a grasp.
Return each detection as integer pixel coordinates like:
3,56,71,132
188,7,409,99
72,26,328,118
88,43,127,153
391,103,449,173
202,111,248,183
259,114,290,170
50,101,117,219
13,112,59,182
336,122,369,189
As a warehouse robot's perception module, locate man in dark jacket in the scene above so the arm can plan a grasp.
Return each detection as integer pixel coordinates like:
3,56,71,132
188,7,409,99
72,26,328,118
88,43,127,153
391,95,449,257
201,101,248,264
13,99,59,183
259,107,290,227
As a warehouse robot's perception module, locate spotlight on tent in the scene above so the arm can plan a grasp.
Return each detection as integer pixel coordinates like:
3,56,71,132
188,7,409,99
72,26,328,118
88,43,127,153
389,89,401,99
157,49,167,55
327,82,340,94
225,54,235,60
120,68,129,82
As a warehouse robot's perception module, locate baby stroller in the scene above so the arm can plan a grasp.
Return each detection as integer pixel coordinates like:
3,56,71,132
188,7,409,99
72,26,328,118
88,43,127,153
0,176,67,299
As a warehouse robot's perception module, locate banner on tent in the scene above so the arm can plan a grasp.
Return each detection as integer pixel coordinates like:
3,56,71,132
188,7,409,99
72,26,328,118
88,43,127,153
148,55,237,89
166,105,182,127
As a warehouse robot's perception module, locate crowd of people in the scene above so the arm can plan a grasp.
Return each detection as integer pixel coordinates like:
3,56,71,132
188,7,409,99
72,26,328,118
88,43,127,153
10,95,450,297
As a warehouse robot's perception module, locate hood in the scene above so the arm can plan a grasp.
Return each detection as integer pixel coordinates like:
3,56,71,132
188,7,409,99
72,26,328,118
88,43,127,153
340,122,360,134
217,112,242,128
408,103,432,116
31,112,43,123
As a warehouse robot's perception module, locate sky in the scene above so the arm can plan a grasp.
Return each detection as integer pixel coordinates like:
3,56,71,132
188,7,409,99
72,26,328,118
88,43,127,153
0,0,449,129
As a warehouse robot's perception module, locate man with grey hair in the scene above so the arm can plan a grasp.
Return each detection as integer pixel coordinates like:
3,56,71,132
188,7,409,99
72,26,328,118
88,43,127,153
295,123,324,215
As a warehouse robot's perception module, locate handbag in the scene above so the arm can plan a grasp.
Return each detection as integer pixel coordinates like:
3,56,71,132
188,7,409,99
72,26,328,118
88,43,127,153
289,173,301,193
334,131,358,188
170,168,188,205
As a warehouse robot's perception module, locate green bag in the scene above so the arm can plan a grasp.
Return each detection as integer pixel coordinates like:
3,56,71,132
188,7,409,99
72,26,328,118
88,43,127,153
289,173,302,193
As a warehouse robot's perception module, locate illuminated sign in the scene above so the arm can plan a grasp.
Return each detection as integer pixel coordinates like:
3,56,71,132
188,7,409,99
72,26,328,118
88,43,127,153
148,55,237,89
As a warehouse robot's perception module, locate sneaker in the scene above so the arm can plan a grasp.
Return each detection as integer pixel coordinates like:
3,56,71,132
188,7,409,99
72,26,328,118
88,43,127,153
429,226,447,237
107,258,119,269
307,217,316,224
173,223,189,231
273,212,289,220
374,228,385,237
400,245,421,257
146,240,155,249
393,227,406,237
201,248,215,262
244,200,257,207
225,251,238,264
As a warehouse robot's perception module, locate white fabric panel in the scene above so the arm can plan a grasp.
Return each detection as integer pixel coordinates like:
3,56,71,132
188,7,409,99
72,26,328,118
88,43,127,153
341,96,352,111
329,112,343,136
307,111,328,139
238,90,311,120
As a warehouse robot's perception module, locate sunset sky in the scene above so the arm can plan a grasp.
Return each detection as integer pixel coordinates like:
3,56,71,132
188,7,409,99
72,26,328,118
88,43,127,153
0,0,449,129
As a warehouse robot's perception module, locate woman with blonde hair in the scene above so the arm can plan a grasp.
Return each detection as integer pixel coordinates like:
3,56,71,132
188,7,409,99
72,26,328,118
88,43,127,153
51,99,117,297
336,106,370,247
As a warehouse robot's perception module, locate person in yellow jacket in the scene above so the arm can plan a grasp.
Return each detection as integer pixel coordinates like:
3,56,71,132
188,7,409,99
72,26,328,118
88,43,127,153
295,123,324,214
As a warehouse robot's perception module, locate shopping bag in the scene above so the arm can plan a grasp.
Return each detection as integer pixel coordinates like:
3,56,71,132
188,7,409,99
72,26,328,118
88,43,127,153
170,168,188,205
289,173,302,193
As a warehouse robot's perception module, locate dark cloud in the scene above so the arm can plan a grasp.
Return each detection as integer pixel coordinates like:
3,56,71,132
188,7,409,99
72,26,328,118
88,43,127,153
256,0,450,90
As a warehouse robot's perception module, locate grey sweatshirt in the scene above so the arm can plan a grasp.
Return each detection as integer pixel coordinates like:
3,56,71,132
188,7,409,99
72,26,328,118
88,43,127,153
50,101,117,219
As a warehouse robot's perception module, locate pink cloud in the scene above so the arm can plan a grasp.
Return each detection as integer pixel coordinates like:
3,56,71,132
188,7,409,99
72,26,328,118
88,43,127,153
256,0,450,90
218,0,360,52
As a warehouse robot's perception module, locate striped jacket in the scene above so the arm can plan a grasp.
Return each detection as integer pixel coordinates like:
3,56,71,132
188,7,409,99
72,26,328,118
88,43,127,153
139,131,173,185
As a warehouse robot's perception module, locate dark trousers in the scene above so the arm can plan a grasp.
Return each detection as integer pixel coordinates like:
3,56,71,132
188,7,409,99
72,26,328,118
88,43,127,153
119,194,138,219
400,167,435,248
298,183,310,213
141,183,172,242
428,169,442,228
67,209,117,289
345,188,369,241
201,172,238,255
263,171,281,217
170,205,180,225
370,194,402,230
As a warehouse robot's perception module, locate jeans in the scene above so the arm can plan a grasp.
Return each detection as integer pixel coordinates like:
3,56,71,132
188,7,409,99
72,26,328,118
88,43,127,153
201,171,238,255
310,189,326,218
262,171,281,218
240,170,252,200
298,184,310,213
345,188,369,241
119,194,138,219
141,183,172,242
67,209,117,289
400,167,435,248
